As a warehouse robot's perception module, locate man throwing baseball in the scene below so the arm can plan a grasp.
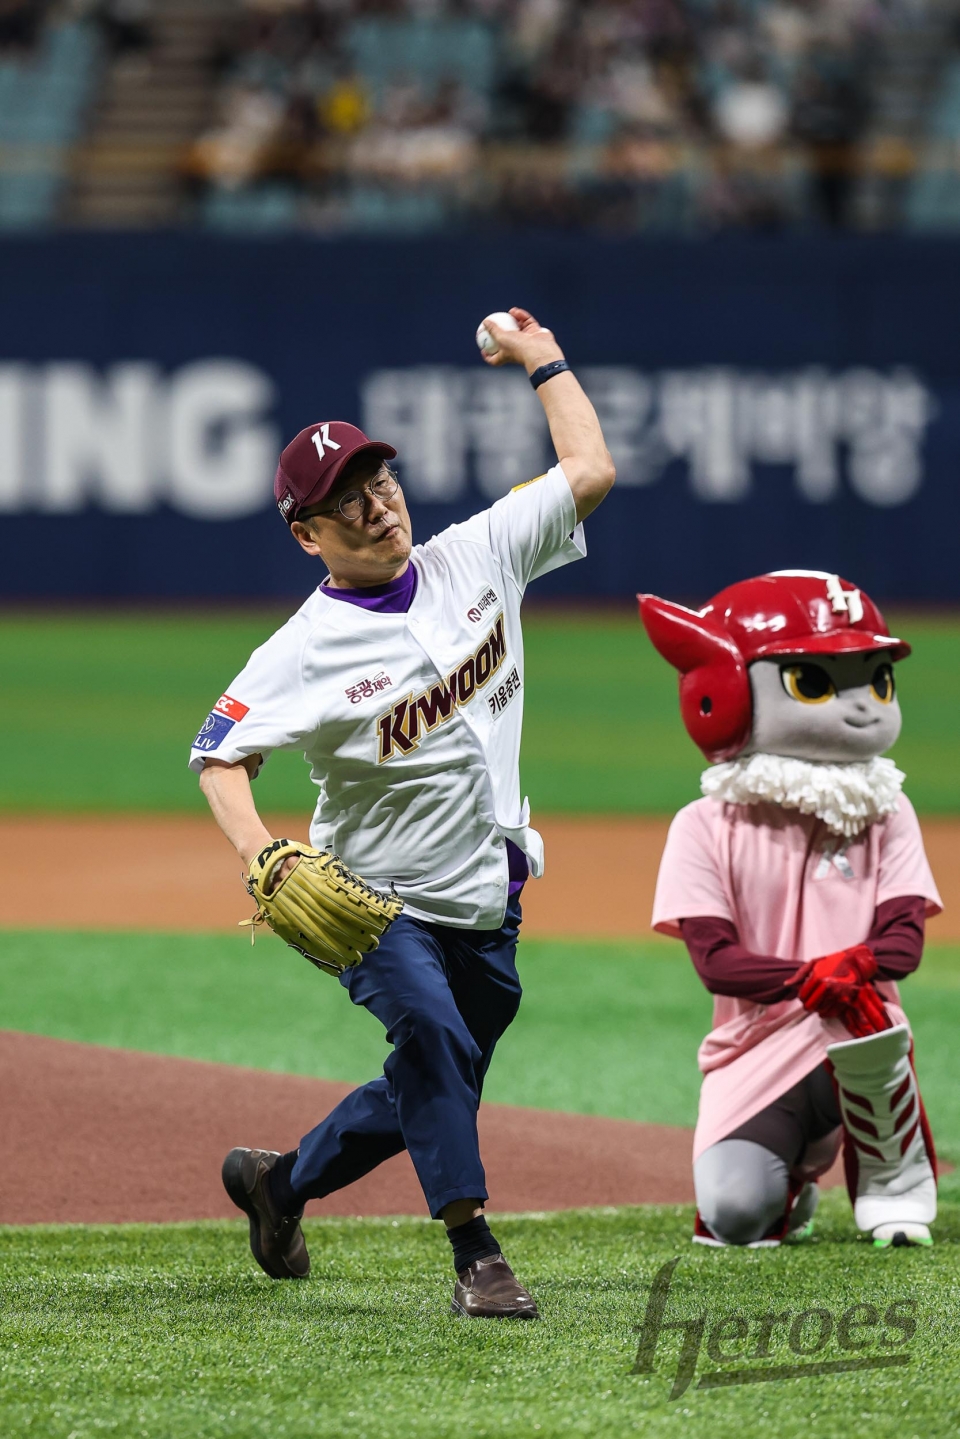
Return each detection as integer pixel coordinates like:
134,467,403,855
189,308,615,1318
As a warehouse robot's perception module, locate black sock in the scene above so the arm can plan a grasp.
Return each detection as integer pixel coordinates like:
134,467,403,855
447,1215,500,1273
266,1150,301,1216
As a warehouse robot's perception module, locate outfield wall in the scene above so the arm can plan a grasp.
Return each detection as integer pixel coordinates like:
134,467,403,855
0,233,958,602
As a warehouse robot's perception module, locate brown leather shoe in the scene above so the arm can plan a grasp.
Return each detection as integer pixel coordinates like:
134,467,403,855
221,1147,310,1280
451,1253,539,1319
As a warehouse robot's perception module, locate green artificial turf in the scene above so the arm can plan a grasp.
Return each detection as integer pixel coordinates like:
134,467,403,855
0,929,709,1129
1,608,957,815
5,928,960,1189
3,1199,960,1439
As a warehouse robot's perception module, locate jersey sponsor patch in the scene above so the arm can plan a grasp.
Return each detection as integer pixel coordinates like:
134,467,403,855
377,613,507,762
193,693,249,751
345,671,393,705
213,694,249,722
466,585,499,624
193,711,239,752
487,665,522,719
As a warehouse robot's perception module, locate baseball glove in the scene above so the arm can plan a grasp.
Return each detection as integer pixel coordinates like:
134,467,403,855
241,839,404,977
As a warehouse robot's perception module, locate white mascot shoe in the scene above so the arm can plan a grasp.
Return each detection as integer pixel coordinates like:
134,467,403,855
826,1024,936,1247
871,1221,932,1248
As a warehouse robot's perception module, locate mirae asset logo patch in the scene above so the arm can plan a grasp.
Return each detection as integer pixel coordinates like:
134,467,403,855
466,586,499,623
377,613,506,762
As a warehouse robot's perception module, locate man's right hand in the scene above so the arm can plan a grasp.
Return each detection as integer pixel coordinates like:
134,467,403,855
479,307,564,374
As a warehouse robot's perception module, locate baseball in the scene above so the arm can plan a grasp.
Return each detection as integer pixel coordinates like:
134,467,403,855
476,310,519,356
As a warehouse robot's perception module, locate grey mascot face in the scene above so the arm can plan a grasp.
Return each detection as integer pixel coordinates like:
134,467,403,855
746,649,902,763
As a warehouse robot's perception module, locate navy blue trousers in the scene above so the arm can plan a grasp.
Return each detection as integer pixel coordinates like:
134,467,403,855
289,894,523,1219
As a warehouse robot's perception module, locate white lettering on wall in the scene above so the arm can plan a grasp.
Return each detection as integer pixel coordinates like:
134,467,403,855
361,366,548,501
168,361,277,519
577,368,659,486
361,367,468,501
659,369,751,502
463,370,549,499
43,363,157,512
0,360,934,515
0,365,28,509
362,364,936,507
0,359,279,517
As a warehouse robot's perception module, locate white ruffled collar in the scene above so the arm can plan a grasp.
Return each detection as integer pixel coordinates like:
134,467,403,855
700,753,905,838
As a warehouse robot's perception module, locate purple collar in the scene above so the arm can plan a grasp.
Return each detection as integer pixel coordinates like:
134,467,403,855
321,562,418,614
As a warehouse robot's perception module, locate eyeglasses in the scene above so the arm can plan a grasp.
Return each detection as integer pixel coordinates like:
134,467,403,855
307,469,399,523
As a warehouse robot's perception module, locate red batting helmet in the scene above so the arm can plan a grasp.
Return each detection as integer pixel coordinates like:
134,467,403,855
638,570,911,763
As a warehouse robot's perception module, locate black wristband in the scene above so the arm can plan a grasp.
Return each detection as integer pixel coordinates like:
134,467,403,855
529,359,571,390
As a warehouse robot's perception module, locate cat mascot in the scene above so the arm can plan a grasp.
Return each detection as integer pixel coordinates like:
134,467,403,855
641,570,942,1248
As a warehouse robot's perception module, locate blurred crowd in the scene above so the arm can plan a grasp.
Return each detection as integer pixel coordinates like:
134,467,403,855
0,0,152,56
0,0,48,50
1,0,944,232
178,0,905,231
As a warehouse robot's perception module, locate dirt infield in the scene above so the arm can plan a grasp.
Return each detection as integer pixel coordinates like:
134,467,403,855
0,1031,694,1223
2,813,959,938
0,811,947,1224
0,1031,852,1225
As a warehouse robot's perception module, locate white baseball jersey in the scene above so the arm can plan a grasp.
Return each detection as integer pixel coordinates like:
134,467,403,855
188,463,585,928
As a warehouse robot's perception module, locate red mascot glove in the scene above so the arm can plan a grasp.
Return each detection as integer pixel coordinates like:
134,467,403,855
838,983,892,1038
792,944,877,1017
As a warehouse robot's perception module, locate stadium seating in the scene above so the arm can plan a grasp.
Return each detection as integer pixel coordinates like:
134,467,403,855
906,58,960,231
344,18,496,104
201,180,299,232
4,0,960,234
0,20,102,228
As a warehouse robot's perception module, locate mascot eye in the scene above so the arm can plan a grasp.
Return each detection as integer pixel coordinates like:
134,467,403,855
780,663,836,704
870,663,895,704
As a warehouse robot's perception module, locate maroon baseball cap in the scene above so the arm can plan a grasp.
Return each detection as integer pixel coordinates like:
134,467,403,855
274,421,397,523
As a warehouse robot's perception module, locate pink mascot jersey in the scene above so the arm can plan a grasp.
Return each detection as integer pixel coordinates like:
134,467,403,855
641,569,942,1247
654,791,940,1158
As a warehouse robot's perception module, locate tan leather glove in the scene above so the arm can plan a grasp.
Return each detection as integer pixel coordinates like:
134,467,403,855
242,839,403,977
